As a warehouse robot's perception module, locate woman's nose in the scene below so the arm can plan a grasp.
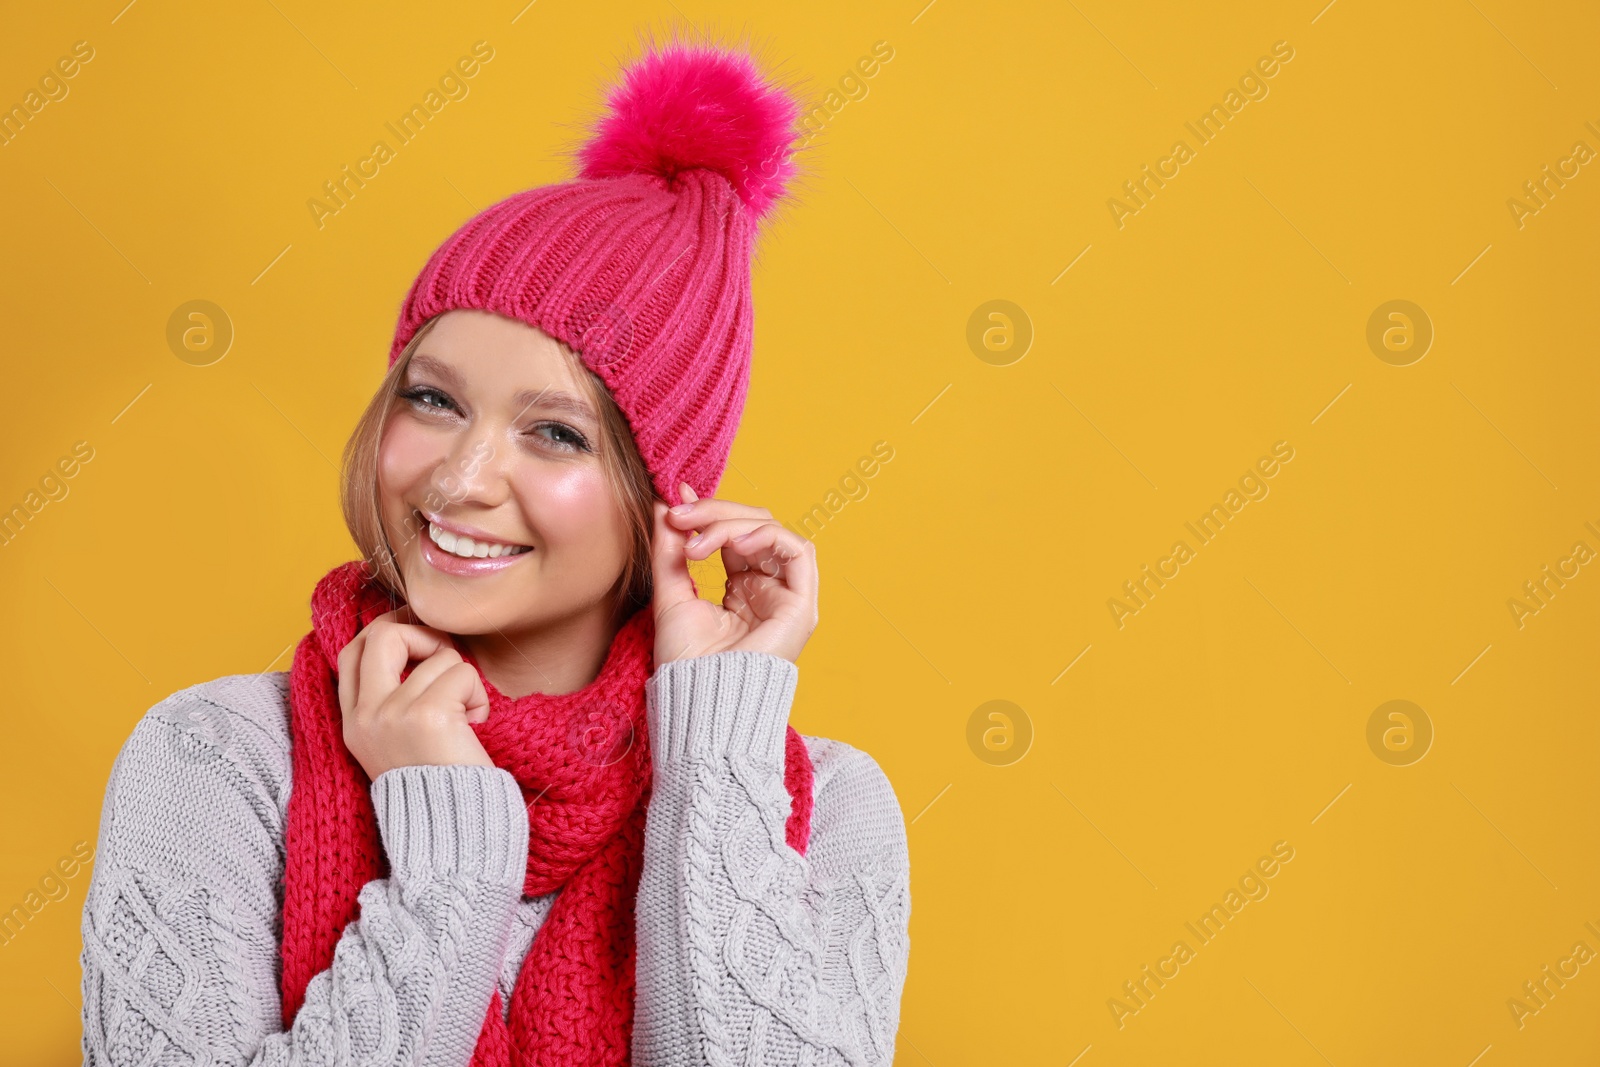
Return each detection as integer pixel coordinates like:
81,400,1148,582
431,435,506,506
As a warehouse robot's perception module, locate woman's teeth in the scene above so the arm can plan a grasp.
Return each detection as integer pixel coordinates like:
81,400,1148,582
427,522,532,560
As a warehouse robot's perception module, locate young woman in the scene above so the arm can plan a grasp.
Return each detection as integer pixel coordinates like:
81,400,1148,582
78,42,910,1067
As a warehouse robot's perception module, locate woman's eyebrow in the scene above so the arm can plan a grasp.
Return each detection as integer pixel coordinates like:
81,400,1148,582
512,386,596,424
408,353,462,386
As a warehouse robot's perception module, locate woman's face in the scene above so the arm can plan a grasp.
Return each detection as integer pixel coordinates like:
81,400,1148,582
377,308,632,638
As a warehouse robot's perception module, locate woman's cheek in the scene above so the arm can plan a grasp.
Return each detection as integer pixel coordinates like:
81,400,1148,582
378,421,439,507
513,462,615,550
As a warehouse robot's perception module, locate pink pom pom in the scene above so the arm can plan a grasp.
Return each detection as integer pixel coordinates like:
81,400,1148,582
578,43,800,222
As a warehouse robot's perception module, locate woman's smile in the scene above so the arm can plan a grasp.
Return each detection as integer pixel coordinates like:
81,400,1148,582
421,509,534,557
417,509,535,575
81,45,913,1067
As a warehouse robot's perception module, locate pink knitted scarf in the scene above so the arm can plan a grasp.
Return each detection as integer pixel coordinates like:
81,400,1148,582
281,560,815,1065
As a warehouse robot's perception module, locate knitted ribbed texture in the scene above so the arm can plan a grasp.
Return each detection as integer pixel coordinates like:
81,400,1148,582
386,43,801,507
281,561,814,1067
387,168,750,509
79,664,910,1066
632,654,909,1065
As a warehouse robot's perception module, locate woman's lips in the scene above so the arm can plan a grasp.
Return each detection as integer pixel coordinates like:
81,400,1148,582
415,510,534,576
421,510,532,550
419,530,534,575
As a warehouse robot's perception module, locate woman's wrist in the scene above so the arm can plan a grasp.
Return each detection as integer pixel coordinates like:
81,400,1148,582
646,649,798,769
372,763,529,885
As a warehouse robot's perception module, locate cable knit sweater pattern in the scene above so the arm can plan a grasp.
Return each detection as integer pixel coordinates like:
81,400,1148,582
78,650,911,1067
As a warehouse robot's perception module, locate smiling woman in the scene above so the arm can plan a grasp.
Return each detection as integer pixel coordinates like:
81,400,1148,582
81,34,910,1067
341,307,662,678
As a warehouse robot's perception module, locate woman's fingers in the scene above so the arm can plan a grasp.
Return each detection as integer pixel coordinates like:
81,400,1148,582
677,516,819,623
681,515,773,560
334,607,499,779
691,517,814,579
420,660,492,726
726,523,818,608
667,485,796,557
665,487,772,535
355,618,454,719
338,607,424,713
650,499,699,609
651,484,820,666
383,646,464,715
337,630,365,713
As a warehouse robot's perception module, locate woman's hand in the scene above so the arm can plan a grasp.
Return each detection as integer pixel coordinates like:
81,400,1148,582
336,607,495,780
651,481,819,666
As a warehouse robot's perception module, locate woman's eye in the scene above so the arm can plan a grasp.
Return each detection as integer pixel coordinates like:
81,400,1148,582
531,422,591,452
400,386,456,412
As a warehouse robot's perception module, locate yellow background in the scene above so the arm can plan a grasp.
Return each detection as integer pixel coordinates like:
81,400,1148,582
2,0,1597,1063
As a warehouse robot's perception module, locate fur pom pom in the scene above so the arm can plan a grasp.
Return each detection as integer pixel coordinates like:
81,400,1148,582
577,42,800,222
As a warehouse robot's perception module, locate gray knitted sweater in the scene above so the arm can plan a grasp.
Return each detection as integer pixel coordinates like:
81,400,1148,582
78,650,911,1066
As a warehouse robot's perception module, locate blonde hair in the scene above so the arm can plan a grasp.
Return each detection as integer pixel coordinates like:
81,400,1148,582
340,313,660,626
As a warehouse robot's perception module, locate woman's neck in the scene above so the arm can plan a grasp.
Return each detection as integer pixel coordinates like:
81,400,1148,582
459,604,625,698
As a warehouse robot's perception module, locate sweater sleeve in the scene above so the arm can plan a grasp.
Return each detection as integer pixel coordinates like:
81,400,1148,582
631,651,912,1067
79,683,529,1066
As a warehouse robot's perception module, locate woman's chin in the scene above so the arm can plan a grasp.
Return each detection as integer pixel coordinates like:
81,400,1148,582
395,561,513,635
402,588,504,638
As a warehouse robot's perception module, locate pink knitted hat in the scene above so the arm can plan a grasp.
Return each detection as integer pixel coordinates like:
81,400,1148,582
386,42,801,508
